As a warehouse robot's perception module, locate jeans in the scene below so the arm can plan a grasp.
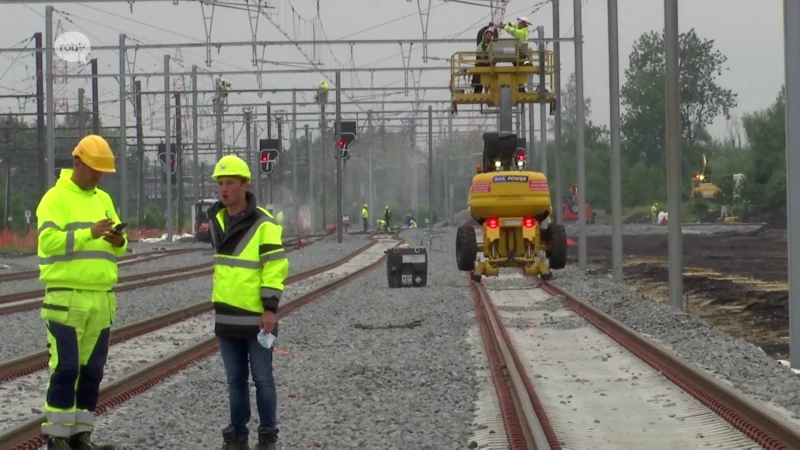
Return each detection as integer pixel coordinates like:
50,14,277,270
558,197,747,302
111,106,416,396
218,336,277,441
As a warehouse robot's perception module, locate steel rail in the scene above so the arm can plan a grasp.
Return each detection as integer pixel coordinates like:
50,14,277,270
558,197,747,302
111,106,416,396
0,237,322,315
539,280,800,450
0,249,202,283
470,277,559,450
0,238,379,384
0,236,401,449
0,234,318,283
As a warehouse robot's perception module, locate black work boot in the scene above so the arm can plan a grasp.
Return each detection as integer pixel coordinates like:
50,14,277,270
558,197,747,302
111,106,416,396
70,432,116,450
221,425,250,450
256,428,278,450
46,436,72,450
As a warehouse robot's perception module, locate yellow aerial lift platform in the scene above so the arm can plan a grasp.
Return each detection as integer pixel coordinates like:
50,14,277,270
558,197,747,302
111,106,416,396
453,38,567,282
449,39,556,109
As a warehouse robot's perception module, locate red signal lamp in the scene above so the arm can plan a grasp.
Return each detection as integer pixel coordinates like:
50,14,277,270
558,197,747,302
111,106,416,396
523,217,535,228
487,218,499,229
338,139,346,148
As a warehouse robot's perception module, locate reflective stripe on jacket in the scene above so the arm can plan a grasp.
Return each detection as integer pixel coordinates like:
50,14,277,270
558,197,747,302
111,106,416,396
209,192,289,339
36,169,127,291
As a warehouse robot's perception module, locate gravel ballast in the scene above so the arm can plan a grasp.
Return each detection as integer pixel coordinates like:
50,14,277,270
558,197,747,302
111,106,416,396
0,234,373,362
553,265,800,422
91,229,481,449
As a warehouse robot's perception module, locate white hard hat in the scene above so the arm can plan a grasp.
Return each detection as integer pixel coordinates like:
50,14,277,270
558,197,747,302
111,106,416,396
517,16,530,23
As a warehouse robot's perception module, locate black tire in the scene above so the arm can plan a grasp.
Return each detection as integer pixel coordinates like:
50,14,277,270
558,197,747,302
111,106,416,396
548,223,568,270
456,226,477,271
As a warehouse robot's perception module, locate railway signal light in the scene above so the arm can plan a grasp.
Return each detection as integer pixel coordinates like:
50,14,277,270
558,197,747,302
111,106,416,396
259,139,281,174
260,150,273,174
336,121,357,160
157,143,178,178
486,218,499,229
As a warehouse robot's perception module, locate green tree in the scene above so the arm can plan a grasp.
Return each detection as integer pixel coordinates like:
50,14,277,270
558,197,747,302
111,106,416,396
621,29,737,167
740,87,786,212
548,73,612,209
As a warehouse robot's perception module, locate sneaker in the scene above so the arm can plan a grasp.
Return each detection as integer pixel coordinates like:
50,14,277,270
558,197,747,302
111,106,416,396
221,425,250,450
256,428,278,450
46,437,71,450
71,432,116,450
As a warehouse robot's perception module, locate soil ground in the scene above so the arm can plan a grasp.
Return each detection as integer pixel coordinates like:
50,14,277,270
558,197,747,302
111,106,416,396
567,228,790,358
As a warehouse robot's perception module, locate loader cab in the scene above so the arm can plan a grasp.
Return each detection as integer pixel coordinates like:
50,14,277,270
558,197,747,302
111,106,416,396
482,131,519,172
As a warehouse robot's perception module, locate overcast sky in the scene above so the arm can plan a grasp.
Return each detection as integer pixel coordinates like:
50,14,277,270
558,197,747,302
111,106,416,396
0,0,785,145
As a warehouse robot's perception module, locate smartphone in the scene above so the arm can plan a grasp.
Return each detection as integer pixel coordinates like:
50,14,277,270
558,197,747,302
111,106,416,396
114,222,128,232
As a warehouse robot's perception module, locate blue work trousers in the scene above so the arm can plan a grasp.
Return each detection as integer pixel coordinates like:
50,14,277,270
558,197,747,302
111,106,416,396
218,336,278,442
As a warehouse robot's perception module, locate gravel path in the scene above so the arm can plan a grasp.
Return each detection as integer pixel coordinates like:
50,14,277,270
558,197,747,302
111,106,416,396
0,234,373,362
553,265,800,423
0,254,40,274
564,223,764,237
91,229,481,449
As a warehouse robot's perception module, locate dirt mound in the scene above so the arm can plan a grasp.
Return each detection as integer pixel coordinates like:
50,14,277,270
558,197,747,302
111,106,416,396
623,213,650,224
699,210,722,223
569,233,789,357
739,209,786,229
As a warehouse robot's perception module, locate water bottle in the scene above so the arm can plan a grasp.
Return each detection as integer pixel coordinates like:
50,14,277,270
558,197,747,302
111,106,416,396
257,330,276,349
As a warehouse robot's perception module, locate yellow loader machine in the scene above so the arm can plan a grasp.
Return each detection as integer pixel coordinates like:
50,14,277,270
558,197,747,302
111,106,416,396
450,38,567,282
691,154,722,199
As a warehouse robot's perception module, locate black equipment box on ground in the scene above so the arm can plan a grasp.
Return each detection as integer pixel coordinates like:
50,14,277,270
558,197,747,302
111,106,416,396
386,247,428,288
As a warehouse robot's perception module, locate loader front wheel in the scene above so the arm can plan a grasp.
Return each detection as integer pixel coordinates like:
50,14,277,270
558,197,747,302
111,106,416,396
548,223,568,270
456,226,477,271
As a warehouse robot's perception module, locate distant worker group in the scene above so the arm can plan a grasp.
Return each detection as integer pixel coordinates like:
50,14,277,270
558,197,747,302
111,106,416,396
471,16,531,94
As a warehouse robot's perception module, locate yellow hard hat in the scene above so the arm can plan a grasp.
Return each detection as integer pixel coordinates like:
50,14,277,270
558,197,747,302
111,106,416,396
212,154,251,181
72,135,116,173
363,204,368,208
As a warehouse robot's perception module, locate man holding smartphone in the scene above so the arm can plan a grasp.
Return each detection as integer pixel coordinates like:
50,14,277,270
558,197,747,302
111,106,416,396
36,134,127,450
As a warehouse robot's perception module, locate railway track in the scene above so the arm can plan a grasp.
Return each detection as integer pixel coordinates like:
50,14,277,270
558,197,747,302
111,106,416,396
0,235,401,449
0,237,378,385
0,236,322,316
0,248,203,283
471,274,800,449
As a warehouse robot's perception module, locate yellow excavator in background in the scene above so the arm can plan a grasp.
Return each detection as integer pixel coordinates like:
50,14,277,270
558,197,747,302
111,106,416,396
691,154,722,199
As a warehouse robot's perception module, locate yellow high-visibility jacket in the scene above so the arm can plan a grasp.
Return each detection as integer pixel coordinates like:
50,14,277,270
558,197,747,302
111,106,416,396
36,169,127,291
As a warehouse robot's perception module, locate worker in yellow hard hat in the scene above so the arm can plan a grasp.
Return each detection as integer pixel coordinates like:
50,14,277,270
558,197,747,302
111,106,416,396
361,203,369,233
315,80,329,104
36,134,126,449
384,206,392,232
208,154,288,450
